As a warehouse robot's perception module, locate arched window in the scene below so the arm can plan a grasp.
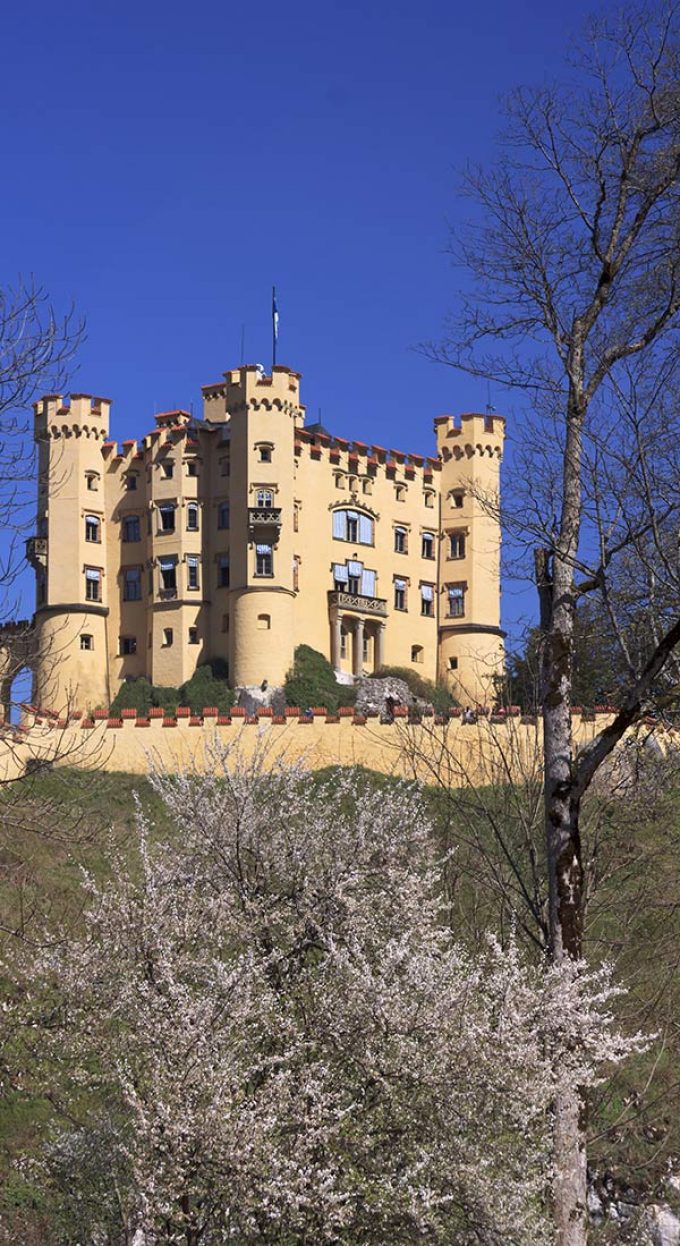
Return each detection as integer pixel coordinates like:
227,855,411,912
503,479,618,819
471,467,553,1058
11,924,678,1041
257,489,273,508
332,509,374,545
186,502,199,531
257,613,271,630
85,514,100,543
421,531,435,559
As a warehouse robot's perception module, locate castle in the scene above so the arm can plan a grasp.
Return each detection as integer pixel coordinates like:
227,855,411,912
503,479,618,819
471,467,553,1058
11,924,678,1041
25,364,505,713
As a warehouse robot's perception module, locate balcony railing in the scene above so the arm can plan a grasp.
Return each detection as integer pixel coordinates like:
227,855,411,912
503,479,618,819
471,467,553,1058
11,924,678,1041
248,506,282,528
159,587,178,600
26,537,48,568
328,589,388,618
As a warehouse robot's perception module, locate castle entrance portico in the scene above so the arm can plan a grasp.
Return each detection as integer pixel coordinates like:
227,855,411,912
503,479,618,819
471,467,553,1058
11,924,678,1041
328,591,387,678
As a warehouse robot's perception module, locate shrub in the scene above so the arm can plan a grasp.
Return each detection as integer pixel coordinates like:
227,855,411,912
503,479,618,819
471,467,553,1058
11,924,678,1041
179,665,234,715
284,645,355,713
151,685,181,715
371,665,458,714
110,679,154,717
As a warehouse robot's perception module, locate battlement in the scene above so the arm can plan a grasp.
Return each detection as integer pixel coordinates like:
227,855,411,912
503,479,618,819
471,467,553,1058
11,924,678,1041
34,392,111,439
294,426,441,487
1,708,621,787
434,412,504,460
202,365,303,422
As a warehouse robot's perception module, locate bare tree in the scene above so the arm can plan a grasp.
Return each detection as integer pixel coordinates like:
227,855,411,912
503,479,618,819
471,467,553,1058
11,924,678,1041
427,7,680,1242
0,279,82,610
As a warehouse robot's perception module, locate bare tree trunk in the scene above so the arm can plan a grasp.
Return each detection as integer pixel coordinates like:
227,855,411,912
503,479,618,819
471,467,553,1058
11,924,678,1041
541,394,589,1244
542,566,589,1245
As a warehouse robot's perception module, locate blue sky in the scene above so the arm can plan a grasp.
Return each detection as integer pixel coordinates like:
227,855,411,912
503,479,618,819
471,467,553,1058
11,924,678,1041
2,0,602,641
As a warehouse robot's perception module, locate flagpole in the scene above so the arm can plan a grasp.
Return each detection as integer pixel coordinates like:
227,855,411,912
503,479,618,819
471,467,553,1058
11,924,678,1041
272,286,277,372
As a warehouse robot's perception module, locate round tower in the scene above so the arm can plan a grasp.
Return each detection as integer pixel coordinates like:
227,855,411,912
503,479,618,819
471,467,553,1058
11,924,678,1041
434,412,505,706
30,394,112,713
220,366,301,691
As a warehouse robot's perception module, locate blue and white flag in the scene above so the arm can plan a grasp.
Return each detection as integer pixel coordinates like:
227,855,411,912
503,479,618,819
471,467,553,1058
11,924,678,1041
272,287,279,341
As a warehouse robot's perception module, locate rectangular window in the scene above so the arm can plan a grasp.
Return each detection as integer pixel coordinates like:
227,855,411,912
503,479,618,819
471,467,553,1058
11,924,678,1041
119,636,137,655
394,578,407,611
162,628,173,647
188,626,199,645
347,514,358,542
255,543,273,577
159,557,177,593
259,446,272,462
421,532,435,559
125,474,138,492
123,566,142,601
159,504,176,533
186,461,197,477
161,461,174,479
85,514,100,543
340,630,347,659
424,491,435,508
186,503,199,531
218,503,230,529
449,532,466,559
420,584,434,617
394,526,407,554
447,584,466,618
218,555,230,587
122,515,140,543
80,633,93,650
333,562,349,590
452,491,464,509
220,457,230,476
187,556,199,591
85,568,101,602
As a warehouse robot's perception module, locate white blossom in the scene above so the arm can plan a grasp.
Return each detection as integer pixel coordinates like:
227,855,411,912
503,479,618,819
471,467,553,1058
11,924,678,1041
3,741,647,1244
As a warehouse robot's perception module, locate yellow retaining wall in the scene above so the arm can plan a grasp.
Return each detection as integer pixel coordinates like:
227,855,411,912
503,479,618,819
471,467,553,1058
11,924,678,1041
0,710,624,787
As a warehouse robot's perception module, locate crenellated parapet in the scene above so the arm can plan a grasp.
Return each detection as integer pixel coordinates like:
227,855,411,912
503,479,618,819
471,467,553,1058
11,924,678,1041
434,413,504,461
202,364,304,422
34,393,111,441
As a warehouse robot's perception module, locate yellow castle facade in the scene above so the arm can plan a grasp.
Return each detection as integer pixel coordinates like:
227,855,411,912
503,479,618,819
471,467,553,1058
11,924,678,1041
27,364,505,712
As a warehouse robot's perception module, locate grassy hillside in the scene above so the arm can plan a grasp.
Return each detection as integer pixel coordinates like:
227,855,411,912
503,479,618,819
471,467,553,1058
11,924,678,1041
1,761,678,1241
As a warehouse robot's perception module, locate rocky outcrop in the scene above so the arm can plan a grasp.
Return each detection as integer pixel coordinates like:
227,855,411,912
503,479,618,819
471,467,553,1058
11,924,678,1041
354,676,415,717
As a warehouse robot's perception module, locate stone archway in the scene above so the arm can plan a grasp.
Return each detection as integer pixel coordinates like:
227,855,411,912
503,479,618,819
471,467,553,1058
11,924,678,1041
0,621,36,722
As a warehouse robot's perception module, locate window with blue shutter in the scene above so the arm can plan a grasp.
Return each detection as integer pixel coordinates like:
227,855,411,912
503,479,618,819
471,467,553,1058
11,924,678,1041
361,569,376,596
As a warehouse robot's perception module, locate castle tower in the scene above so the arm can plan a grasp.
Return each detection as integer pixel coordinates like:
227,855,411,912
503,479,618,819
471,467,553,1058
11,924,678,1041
30,394,112,712
434,412,505,705
202,365,302,690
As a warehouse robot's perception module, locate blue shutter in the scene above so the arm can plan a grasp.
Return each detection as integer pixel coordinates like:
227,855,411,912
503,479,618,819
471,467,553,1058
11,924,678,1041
333,563,349,582
361,569,376,595
332,511,345,539
348,560,363,578
359,514,373,544
421,584,434,602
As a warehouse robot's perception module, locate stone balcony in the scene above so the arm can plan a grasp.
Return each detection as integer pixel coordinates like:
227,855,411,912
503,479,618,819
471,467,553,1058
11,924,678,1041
248,506,282,530
26,537,48,569
327,589,388,618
